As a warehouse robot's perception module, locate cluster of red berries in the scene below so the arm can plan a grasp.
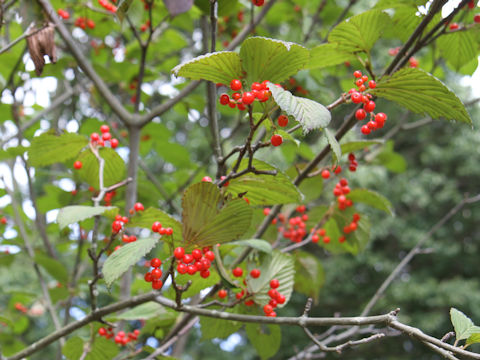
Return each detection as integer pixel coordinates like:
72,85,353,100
74,17,95,30
342,213,361,236
98,0,117,13
57,8,70,19
333,178,353,211
103,190,116,206
252,0,265,6
90,124,119,149
449,1,480,29
349,71,388,135
15,302,28,313
266,205,309,243
219,79,271,110
174,247,215,278
151,221,173,236
144,257,164,290
321,165,343,180
347,152,358,172
140,20,151,32
112,214,129,234
263,279,286,317
311,228,330,244
98,327,140,346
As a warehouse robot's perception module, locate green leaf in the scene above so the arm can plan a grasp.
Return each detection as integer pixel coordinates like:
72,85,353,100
128,207,182,244
62,336,83,360
116,0,133,21
230,239,272,253
246,251,295,307
102,237,158,287
34,253,69,284
307,44,356,70
347,188,394,215
328,10,391,53
0,146,27,161
245,323,281,360
28,132,88,167
467,333,480,346
57,205,115,229
267,82,331,133
450,308,480,341
76,147,126,188
226,159,301,205
294,251,325,302
200,309,242,340
324,128,341,162
172,51,243,85
240,37,309,84
85,337,119,360
437,31,477,72
111,302,170,320
182,182,252,248
371,68,472,125
174,269,220,298
340,140,383,154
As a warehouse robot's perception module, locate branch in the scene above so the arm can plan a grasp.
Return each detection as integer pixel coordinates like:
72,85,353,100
37,0,133,124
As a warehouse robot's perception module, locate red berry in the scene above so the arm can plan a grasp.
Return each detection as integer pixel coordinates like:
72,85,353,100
263,304,273,314
232,92,242,101
252,0,265,6
276,294,286,304
192,249,202,260
150,258,161,268
312,234,319,243
174,247,185,259
469,0,475,9
200,269,210,278
323,236,331,244
134,202,144,211
277,115,288,127
219,94,230,105
355,109,367,121
73,161,82,169
202,176,213,182
245,299,255,306
361,125,371,135
242,91,255,105
112,220,123,233
152,279,163,290
183,254,194,264
204,250,215,261
269,299,278,307
102,132,111,141
177,263,187,274
98,327,107,336
353,70,362,78
100,125,109,133
364,101,376,113
355,78,364,87
375,112,387,124
474,14,480,23
250,269,261,278
351,92,362,104
268,288,279,298
270,279,279,289
368,80,376,89
151,221,161,232
449,23,459,30
270,134,283,147
110,138,119,148
321,169,330,179
367,120,377,130
232,267,243,277
151,268,162,279
90,132,100,142
230,79,242,91
218,289,227,298
187,265,197,275
334,166,342,174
